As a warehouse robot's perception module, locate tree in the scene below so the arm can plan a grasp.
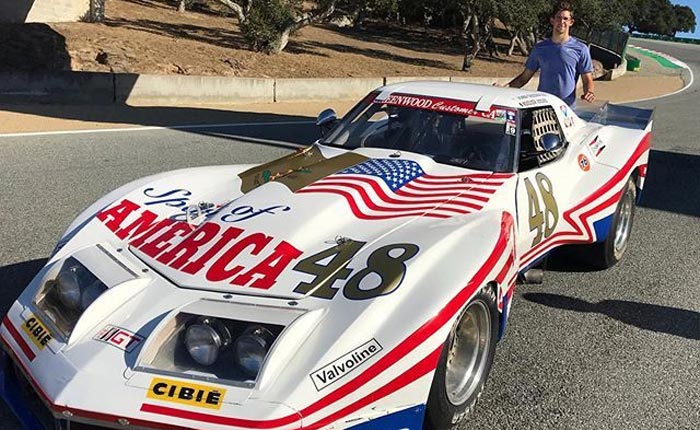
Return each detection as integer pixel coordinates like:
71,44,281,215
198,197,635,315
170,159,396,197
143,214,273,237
673,4,696,35
241,0,337,54
628,0,677,36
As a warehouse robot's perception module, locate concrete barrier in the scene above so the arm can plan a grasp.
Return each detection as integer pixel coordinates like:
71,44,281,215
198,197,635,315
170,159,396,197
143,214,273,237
0,71,114,103
116,74,275,104
275,78,383,102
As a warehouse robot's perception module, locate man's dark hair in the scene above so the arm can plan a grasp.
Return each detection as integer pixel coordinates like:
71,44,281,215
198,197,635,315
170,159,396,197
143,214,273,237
552,1,574,18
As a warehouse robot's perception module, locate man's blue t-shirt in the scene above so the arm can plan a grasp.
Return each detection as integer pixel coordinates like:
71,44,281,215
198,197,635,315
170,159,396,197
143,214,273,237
525,37,593,106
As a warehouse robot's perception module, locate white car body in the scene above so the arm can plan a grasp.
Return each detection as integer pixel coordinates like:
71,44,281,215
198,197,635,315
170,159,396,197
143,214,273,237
0,82,652,430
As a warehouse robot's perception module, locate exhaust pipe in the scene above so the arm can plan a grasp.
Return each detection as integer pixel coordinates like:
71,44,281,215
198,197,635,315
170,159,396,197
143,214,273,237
521,268,544,284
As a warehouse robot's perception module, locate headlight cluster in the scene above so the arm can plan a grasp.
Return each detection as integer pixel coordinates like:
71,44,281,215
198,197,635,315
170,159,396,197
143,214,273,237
141,313,282,384
33,257,108,337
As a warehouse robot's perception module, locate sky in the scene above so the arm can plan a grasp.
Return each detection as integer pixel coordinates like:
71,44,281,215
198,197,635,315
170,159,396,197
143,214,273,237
674,0,700,38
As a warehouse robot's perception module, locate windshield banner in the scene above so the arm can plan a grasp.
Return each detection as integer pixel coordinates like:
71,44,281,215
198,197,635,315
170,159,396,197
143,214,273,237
376,93,514,121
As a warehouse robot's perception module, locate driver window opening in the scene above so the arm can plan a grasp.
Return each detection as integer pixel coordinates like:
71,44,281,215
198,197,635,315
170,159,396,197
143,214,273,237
518,107,566,172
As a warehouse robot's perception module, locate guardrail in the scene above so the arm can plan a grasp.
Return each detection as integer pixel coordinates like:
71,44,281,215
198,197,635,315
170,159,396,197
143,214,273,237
632,33,700,45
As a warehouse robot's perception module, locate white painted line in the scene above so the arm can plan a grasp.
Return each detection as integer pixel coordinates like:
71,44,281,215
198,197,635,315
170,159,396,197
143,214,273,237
0,120,315,138
623,45,695,104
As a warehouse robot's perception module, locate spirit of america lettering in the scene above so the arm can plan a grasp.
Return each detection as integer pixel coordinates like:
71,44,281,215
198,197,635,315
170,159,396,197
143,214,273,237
96,199,302,289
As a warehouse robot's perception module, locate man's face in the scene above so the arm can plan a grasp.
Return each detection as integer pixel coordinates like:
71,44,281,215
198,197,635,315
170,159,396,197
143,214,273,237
550,10,574,35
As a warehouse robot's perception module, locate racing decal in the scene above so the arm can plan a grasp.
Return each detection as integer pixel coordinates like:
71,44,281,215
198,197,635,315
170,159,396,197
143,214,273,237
560,105,575,128
2,316,36,361
310,339,383,391
143,188,222,223
94,325,144,353
293,240,419,300
377,93,516,121
588,136,606,157
238,146,366,194
505,110,517,136
97,200,303,289
523,173,559,247
21,313,52,351
516,93,549,107
520,133,652,268
296,159,509,220
220,204,291,223
147,377,226,410
578,154,591,172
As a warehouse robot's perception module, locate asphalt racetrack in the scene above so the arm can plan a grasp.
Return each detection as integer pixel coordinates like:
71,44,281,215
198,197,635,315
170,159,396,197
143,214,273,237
0,38,698,429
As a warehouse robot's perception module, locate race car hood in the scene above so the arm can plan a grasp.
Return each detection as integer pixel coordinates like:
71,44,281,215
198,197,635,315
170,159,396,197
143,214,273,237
91,145,512,298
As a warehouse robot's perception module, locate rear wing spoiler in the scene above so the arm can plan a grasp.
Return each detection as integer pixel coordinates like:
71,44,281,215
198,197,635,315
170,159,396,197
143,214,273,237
581,103,654,130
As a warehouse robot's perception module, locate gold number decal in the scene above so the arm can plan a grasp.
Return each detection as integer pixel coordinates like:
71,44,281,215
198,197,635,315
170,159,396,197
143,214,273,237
293,240,366,299
344,244,420,300
293,243,419,300
524,173,559,246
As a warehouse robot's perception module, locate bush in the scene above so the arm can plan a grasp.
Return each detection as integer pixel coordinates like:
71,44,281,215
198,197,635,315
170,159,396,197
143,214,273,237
241,0,298,54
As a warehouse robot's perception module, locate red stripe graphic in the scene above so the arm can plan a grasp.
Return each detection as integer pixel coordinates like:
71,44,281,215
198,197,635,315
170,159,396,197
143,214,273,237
2,316,35,362
521,133,650,267
140,212,513,428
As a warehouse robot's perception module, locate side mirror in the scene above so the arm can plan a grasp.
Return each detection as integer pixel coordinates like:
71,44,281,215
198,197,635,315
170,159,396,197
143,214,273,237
316,108,339,137
540,133,563,152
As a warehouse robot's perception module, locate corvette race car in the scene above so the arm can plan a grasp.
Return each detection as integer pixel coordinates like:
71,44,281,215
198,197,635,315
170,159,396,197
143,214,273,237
0,82,652,430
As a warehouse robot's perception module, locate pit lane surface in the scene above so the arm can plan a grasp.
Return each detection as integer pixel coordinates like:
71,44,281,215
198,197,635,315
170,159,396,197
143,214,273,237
0,38,698,429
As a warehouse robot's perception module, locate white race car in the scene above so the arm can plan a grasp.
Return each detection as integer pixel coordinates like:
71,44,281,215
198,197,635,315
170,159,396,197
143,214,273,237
0,82,652,430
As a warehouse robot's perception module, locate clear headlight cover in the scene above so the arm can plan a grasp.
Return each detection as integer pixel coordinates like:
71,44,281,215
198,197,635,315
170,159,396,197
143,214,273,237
33,257,108,338
139,312,283,386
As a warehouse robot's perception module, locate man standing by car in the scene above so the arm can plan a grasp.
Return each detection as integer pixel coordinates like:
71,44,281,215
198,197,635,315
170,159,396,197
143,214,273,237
502,1,595,107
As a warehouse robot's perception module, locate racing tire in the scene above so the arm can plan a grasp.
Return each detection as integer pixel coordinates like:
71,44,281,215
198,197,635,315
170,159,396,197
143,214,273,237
424,285,499,430
589,176,637,269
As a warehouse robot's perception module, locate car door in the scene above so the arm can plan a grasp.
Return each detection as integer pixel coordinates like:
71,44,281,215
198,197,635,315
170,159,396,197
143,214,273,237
514,106,587,269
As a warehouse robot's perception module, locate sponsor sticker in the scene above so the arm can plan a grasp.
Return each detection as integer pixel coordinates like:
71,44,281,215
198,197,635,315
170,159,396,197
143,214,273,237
21,313,52,350
310,339,382,391
94,325,144,353
377,93,515,121
588,136,606,157
560,105,575,128
578,154,591,172
147,377,226,410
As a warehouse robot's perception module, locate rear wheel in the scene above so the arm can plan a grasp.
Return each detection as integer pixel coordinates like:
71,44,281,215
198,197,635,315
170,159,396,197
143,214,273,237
589,176,637,269
424,286,499,430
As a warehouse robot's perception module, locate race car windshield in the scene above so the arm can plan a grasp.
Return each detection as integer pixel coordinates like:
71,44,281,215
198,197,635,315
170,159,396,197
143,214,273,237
322,93,518,172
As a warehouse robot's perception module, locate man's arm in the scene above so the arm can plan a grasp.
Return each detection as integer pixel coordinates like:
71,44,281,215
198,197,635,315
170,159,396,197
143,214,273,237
505,68,536,88
581,72,595,103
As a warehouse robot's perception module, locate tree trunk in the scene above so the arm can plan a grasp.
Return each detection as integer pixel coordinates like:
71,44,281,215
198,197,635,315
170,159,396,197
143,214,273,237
269,28,292,54
215,0,249,23
178,0,186,12
462,14,479,71
269,1,336,54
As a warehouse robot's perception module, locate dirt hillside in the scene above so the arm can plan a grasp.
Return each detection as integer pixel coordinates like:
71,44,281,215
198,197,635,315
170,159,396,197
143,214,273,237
1,0,526,79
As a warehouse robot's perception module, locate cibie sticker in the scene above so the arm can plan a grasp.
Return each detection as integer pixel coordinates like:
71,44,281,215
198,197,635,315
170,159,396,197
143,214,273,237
578,154,591,172
310,339,382,391
94,325,144,353
147,377,226,410
22,313,52,350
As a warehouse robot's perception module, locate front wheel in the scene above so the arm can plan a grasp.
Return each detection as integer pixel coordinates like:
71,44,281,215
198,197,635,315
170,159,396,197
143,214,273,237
589,176,637,269
424,286,499,430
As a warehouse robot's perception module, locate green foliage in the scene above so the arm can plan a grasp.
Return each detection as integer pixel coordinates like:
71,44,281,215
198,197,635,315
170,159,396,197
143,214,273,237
240,0,299,53
673,4,696,34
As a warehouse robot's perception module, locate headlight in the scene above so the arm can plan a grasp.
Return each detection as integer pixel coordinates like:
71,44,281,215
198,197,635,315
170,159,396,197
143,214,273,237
234,326,274,378
185,318,231,366
138,310,284,385
33,257,108,338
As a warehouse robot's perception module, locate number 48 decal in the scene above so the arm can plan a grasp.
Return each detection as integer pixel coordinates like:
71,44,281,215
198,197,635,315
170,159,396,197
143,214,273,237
524,173,559,247
293,240,419,300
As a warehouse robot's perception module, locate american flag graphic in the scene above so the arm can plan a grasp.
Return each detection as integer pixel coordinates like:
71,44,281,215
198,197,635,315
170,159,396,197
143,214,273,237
296,159,510,220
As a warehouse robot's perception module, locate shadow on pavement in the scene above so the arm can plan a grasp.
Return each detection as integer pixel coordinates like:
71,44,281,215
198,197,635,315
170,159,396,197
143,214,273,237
639,149,700,217
0,258,47,315
523,292,700,341
0,104,322,146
